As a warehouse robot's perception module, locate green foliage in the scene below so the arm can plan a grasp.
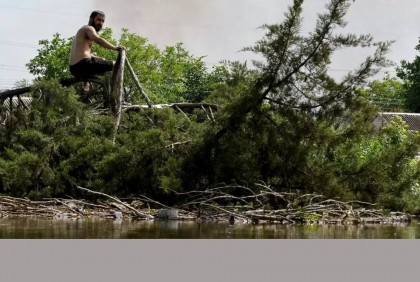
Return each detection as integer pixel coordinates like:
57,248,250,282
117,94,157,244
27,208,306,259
401,181,420,214
0,148,55,197
119,31,214,103
330,117,420,204
180,0,420,213
2,0,420,214
26,33,72,79
26,28,215,103
360,77,405,111
397,39,420,112
0,79,199,199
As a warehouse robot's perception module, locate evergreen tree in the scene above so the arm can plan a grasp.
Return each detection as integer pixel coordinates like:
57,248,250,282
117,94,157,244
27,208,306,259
183,0,415,205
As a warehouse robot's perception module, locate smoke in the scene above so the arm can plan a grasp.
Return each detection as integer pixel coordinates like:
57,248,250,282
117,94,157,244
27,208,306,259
90,0,411,80
91,0,287,65
94,0,212,40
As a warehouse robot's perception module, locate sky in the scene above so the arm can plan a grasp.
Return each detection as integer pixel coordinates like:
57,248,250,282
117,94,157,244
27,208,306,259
1,0,420,90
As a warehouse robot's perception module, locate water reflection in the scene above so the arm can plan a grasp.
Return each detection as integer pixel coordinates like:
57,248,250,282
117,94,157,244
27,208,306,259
0,217,418,239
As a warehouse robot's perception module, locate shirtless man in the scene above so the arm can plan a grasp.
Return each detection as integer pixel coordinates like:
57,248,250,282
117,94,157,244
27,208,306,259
69,11,124,90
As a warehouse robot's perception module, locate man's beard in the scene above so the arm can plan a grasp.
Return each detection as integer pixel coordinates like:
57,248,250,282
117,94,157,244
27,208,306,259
89,20,102,32
93,23,102,32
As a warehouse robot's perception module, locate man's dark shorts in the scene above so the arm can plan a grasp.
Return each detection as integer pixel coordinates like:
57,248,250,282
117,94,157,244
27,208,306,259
70,57,113,78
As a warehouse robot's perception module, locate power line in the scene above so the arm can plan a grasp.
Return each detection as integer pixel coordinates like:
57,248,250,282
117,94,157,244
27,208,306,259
0,40,39,48
0,64,27,69
0,5,84,17
0,67,30,73
328,68,397,73
0,78,24,80
0,5,256,31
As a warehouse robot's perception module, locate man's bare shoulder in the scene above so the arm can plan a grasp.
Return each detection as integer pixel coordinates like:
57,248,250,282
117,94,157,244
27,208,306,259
79,25,95,33
76,25,98,40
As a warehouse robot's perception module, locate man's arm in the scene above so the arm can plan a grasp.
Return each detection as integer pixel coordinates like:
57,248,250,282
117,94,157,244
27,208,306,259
85,26,122,51
91,53,105,60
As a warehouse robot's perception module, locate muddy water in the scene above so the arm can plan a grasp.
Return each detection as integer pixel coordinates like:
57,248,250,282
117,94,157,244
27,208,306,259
0,217,419,238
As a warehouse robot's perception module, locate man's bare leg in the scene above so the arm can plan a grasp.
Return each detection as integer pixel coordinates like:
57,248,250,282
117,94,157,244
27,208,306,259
83,82,92,93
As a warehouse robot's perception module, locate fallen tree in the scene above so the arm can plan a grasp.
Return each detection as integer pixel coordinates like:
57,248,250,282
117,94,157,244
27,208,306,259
0,183,412,224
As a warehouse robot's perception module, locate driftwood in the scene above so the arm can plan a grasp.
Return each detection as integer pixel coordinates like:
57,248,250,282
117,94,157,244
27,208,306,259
0,193,155,220
172,183,412,224
76,185,154,219
0,184,413,224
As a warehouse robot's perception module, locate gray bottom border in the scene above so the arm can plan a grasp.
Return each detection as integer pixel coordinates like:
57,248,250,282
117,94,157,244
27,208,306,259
0,240,418,282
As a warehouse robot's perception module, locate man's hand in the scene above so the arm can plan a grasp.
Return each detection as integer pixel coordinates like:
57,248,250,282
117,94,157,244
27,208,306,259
115,46,126,52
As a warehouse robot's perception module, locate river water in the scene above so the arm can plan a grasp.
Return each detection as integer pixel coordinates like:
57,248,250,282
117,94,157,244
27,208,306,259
0,217,419,238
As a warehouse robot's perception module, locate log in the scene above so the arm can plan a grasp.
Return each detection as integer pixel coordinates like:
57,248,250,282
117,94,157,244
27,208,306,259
0,87,32,101
174,105,192,125
112,50,126,144
125,58,154,108
76,185,154,219
122,103,219,112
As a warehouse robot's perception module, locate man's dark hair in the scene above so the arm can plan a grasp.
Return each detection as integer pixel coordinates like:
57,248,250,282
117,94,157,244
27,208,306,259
90,10,105,19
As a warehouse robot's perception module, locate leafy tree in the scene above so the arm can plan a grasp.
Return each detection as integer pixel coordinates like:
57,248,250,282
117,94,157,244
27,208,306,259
329,116,420,205
26,33,73,79
397,48,420,112
26,28,215,103
360,77,405,112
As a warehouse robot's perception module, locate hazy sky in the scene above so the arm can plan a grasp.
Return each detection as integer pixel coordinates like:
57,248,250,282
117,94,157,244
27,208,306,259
1,0,420,89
